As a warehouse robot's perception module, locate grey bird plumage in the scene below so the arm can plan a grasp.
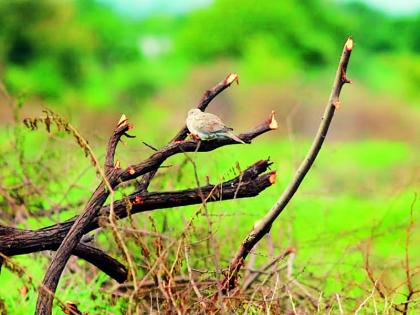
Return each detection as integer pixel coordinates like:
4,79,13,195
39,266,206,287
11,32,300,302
186,108,245,144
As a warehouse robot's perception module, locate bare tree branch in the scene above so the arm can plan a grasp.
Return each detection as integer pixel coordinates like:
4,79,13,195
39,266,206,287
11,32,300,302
120,111,277,183
242,247,294,291
66,243,128,283
105,114,132,170
138,73,239,191
1,70,279,314
35,116,130,314
2,72,274,314
221,36,354,292
0,160,275,258
0,227,127,283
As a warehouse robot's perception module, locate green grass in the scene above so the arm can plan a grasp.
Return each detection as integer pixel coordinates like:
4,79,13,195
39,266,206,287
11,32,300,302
1,132,419,313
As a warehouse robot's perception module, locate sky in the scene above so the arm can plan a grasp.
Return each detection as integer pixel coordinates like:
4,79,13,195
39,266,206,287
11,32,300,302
344,0,420,15
102,0,420,17
100,0,211,17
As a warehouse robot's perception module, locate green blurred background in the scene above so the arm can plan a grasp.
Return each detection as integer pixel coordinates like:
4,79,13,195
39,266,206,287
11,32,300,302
0,0,419,313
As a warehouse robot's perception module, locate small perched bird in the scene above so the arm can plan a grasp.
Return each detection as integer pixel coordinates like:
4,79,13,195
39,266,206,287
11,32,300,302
186,108,245,144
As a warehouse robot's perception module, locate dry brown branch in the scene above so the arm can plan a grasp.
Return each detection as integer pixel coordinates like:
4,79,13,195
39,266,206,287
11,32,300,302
63,242,128,283
242,247,294,291
363,240,404,313
362,194,419,314
109,276,217,295
138,73,239,191
35,116,131,314
106,116,140,301
0,74,276,314
221,36,354,292
184,243,205,304
402,193,417,314
119,111,277,184
0,160,274,258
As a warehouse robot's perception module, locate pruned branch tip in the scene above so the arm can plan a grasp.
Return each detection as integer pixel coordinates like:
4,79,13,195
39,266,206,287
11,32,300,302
221,36,355,292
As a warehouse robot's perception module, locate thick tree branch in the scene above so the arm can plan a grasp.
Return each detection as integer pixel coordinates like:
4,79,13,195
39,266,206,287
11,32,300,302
221,36,354,291
173,72,239,141
36,185,110,314
0,160,275,259
138,73,239,191
0,227,127,283
24,73,273,313
35,116,130,314
120,111,277,183
79,160,274,232
69,243,128,283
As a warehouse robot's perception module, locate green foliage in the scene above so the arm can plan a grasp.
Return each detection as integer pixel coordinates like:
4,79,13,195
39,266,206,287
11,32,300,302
342,3,420,53
177,0,345,65
0,0,419,108
2,134,417,313
0,0,156,109
0,1,91,95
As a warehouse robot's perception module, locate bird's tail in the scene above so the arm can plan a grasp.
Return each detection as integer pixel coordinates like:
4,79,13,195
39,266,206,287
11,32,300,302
226,131,246,144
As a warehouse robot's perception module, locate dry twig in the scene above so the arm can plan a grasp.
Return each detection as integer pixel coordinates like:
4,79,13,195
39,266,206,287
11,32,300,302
1,74,276,314
221,36,354,292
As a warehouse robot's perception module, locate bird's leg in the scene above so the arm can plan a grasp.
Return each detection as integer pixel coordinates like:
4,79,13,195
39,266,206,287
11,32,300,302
173,133,201,144
188,133,201,141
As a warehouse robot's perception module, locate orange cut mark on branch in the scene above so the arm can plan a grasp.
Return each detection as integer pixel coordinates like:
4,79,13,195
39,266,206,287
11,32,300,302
117,114,128,128
63,301,82,315
132,196,143,205
19,285,29,298
225,73,239,86
285,246,296,254
269,172,277,184
345,36,354,51
269,111,278,130
128,167,135,175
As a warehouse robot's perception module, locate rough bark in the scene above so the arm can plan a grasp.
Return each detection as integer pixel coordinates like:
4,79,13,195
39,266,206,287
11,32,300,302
1,160,274,259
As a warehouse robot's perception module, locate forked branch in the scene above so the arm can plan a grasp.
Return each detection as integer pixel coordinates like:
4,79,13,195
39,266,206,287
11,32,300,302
31,74,276,314
0,160,275,260
35,116,133,314
119,111,277,183
138,73,239,191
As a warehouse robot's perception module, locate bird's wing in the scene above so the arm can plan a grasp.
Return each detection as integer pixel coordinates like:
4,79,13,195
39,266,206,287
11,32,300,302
196,112,228,133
